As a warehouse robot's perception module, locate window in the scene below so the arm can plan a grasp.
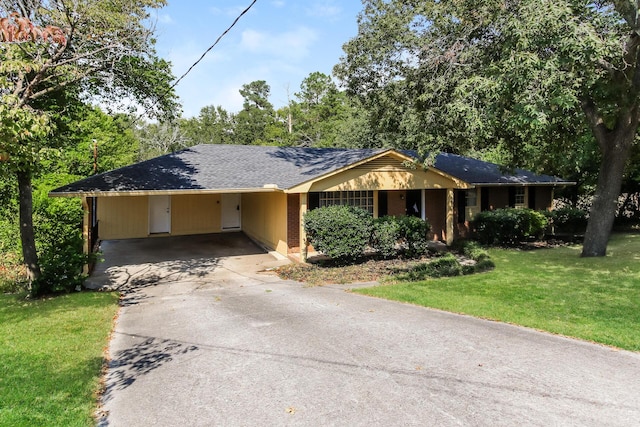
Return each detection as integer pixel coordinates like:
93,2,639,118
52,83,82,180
465,189,477,207
515,187,526,207
319,191,374,214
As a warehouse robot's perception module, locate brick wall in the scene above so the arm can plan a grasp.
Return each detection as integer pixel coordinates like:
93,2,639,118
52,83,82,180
287,194,300,253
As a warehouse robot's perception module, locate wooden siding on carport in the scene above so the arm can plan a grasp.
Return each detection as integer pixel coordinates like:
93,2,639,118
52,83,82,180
98,194,223,240
242,192,288,255
98,196,149,239
171,194,221,235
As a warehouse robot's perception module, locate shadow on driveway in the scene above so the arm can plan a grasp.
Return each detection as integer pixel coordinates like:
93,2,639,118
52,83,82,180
85,232,274,290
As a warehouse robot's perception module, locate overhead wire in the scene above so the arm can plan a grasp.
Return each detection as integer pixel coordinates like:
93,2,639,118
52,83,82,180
169,0,258,92
140,0,258,121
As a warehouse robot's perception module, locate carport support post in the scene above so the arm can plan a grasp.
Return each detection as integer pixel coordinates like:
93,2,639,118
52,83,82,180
81,197,90,274
299,193,308,262
446,188,454,246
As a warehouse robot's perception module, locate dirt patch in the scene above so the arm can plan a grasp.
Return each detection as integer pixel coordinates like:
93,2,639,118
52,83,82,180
276,256,434,286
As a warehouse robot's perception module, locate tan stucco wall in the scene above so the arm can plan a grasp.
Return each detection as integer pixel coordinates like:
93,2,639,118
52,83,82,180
171,194,221,235
308,168,462,192
242,192,288,255
98,196,149,239
288,155,469,193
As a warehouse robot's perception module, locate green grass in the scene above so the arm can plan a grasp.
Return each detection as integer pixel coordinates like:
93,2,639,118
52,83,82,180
0,291,120,426
356,233,640,351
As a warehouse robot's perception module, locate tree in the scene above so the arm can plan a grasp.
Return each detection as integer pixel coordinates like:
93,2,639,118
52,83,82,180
234,80,282,145
0,2,177,288
291,72,350,147
137,121,188,160
181,105,234,146
335,0,640,256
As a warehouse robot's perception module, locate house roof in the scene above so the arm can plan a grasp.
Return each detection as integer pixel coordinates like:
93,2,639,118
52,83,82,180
50,144,572,196
406,151,569,186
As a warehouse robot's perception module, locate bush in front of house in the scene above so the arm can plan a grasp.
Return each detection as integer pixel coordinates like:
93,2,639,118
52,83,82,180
400,253,462,281
303,205,374,262
396,215,431,257
372,216,402,258
472,208,548,246
546,206,588,234
372,215,431,258
31,192,89,296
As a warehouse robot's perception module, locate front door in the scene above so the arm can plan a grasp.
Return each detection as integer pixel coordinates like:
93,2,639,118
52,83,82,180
149,195,171,234
221,193,241,230
405,190,422,217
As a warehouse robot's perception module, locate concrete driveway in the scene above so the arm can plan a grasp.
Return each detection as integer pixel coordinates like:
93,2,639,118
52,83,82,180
97,234,640,426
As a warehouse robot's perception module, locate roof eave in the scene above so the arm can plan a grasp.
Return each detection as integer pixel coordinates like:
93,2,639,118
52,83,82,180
470,181,576,187
49,187,285,198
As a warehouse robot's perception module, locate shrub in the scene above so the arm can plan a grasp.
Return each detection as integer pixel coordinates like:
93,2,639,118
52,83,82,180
31,197,88,295
472,208,548,246
400,253,462,281
397,215,431,257
303,205,374,262
547,206,588,234
474,258,496,273
426,253,463,277
372,216,402,258
372,215,431,258
454,240,490,262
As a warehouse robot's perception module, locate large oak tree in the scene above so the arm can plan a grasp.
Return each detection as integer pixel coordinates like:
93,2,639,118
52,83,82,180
335,0,640,256
0,1,177,286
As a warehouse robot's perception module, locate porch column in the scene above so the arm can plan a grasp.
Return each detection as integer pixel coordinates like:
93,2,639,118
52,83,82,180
446,188,454,246
421,189,426,221
373,190,379,219
81,197,90,274
299,193,308,262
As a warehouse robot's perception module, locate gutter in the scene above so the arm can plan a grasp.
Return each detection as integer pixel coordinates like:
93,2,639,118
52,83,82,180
48,186,285,198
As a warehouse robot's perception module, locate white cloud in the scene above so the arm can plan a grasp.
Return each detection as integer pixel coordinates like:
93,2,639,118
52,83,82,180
239,27,318,60
157,13,173,24
271,0,285,7
307,1,342,19
210,6,251,17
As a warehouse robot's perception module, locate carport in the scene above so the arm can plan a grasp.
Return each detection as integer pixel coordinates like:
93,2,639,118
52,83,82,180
84,232,290,291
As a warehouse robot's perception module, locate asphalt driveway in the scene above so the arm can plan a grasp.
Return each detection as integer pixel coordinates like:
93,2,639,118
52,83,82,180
97,234,640,426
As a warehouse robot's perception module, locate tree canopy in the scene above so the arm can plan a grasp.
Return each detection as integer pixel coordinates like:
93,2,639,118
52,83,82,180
335,0,640,256
0,0,177,289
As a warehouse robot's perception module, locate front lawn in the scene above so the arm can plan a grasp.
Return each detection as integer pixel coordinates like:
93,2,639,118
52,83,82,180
0,292,120,426
356,233,640,351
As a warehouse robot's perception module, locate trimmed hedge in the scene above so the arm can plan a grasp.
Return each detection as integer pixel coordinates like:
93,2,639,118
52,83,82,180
472,208,548,246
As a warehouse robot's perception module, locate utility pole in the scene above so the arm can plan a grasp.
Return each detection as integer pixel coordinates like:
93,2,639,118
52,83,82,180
92,139,98,174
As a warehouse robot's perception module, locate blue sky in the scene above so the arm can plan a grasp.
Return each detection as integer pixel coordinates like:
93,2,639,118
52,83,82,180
152,1,363,118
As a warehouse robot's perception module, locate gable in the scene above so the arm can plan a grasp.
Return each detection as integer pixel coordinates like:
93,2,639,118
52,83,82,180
288,154,471,193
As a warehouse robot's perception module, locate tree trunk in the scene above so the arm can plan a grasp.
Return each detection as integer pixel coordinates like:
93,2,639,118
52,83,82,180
581,132,633,257
17,170,41,283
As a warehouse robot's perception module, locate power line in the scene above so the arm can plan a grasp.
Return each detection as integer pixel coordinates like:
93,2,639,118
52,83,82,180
137,0,258,122
170,0,258,92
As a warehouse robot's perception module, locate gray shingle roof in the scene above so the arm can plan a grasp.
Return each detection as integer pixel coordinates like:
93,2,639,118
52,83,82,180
431,152,569,185
50,144,571,195
51,144,386,194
